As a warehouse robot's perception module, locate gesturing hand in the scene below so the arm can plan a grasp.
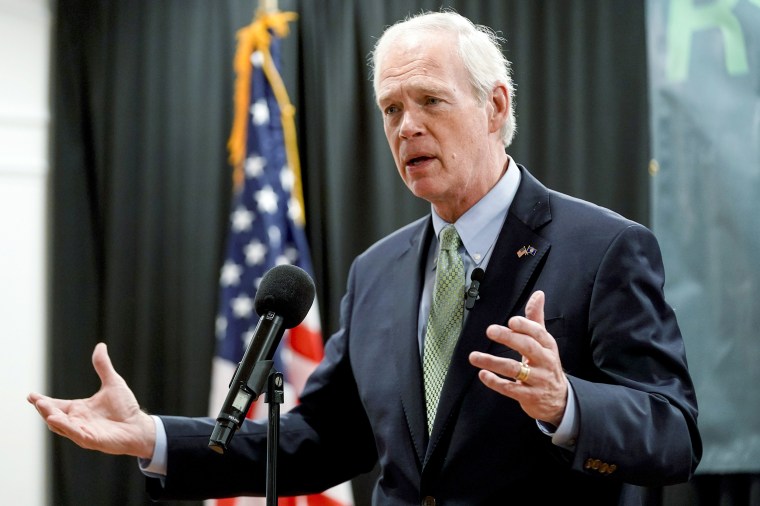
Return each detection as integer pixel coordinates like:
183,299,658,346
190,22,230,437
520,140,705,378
469,290,568,426
27,342,156,459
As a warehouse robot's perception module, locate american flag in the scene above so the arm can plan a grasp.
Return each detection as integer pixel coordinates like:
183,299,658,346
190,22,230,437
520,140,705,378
206,11,353,506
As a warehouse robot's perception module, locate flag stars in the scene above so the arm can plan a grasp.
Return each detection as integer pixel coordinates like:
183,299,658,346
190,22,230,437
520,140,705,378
283,246,299,263
245,155,266,179
231,206,254,232
244,239,267,265
255,185,279,214
242,329,255,347
268,225,282,247
220,261,243,286
231,294,254,319
280,165,294,192
251,98,270,125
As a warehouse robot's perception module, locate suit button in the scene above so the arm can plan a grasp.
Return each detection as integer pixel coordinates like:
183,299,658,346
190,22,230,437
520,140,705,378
422,496,436,506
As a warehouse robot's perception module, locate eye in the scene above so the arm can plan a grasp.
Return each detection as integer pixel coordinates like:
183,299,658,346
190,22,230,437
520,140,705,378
425,97,441,106
384,104,400,116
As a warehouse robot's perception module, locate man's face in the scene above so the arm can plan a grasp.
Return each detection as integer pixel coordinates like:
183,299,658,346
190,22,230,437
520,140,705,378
376,33,495,220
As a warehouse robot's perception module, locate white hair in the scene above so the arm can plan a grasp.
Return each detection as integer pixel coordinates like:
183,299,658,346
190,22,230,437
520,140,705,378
370,10,517,147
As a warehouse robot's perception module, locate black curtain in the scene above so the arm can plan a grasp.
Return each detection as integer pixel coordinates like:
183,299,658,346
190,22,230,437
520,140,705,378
48,1,752,505
50,1,251,504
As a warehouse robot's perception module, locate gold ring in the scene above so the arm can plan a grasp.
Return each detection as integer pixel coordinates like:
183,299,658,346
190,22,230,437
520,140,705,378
515,361,530,382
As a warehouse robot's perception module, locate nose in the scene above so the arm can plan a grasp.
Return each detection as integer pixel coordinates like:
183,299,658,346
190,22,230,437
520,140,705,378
399,109,424,139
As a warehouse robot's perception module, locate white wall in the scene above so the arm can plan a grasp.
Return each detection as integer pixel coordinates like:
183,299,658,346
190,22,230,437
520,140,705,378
0,0,50,504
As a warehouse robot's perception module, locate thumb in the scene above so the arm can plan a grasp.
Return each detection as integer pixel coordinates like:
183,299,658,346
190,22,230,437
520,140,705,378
92,342,122,387
525,290,545,328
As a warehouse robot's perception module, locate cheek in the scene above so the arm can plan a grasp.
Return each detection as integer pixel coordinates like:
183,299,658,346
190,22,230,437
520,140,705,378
384,125,398,150
396,162,407,183
389,143,403,169
387,142,406,180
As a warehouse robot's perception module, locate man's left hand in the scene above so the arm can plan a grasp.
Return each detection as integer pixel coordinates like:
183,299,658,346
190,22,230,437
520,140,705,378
468,290,568,426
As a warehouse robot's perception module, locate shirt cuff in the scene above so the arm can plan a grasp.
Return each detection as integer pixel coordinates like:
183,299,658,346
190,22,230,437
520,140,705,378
137,415,168,478
536,378,578,449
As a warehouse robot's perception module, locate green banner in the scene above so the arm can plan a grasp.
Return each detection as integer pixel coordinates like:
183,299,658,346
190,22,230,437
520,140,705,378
646,0,760,473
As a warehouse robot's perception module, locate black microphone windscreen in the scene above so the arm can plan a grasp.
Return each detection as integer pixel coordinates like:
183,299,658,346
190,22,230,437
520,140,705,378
471,267,485,282
254,264,316,328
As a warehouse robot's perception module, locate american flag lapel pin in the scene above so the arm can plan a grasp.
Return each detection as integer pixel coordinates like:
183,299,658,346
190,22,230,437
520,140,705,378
517,245,537,258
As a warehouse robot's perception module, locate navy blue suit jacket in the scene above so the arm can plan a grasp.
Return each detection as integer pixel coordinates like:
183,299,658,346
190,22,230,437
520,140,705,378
148,166,701,504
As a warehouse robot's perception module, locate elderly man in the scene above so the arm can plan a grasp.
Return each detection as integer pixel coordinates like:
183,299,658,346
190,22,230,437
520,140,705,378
30,10,701,504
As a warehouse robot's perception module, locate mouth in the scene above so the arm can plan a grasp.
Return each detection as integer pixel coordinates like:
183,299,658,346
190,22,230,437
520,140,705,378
405,155,435,168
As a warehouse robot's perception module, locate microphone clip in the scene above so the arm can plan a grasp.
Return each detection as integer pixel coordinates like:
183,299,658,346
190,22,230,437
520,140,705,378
465,268,485,310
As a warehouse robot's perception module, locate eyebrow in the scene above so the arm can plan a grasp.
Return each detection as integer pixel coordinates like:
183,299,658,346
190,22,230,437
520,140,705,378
377,82,452,106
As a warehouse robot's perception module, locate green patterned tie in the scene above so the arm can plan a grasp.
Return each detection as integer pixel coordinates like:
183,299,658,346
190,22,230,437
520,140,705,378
423,225,465,433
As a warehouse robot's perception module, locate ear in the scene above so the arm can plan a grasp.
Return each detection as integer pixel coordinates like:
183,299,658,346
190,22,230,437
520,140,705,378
487,83,510,135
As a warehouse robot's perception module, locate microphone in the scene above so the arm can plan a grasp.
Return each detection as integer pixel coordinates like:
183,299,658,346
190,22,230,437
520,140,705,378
465,267,484,310
208,264,316,454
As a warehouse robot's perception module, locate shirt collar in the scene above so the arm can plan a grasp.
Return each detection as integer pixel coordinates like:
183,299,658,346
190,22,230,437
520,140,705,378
431,157,521,265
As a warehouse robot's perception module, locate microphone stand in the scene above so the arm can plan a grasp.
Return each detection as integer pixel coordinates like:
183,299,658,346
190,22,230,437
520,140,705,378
265,370,284,506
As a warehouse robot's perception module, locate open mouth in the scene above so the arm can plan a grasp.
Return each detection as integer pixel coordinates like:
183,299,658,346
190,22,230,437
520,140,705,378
407,156,434,167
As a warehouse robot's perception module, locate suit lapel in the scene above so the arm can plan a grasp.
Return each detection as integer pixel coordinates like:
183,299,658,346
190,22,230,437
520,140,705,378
391,218,434,466
425,166,553,463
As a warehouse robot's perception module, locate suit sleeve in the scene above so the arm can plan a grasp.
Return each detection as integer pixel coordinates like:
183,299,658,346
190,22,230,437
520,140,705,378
147,260,378,501
567,223,702,485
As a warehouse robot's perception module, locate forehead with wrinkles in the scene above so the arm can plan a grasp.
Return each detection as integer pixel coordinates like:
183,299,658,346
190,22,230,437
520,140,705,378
375,34,462,103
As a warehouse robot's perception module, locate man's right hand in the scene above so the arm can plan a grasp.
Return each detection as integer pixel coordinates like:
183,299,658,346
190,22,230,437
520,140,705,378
27,342,156,459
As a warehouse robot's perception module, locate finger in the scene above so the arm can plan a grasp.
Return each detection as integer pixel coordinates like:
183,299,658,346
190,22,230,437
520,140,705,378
485,324,511,345
508,294,558,352
92,342,122,388
45,413,79,435
525,290,545,327
476,369,527,399
485,324,541,360
46,422,72,439
45,415,92,448
28,395,47,417
469,351,524,380
30,395,72,418
519,290,551,356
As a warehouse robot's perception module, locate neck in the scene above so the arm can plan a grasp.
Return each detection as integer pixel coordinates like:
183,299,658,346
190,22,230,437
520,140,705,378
433,154,509,223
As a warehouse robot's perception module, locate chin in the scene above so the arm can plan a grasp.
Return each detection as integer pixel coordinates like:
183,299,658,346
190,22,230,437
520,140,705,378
405,174,443,201
409,186,438,204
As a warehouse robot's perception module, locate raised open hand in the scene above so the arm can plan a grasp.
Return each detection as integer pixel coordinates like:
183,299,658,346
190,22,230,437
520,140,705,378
27,343,156,459
469,290,568,425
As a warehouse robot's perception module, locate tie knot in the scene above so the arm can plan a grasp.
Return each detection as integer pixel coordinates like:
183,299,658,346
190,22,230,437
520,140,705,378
439,225,461,251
